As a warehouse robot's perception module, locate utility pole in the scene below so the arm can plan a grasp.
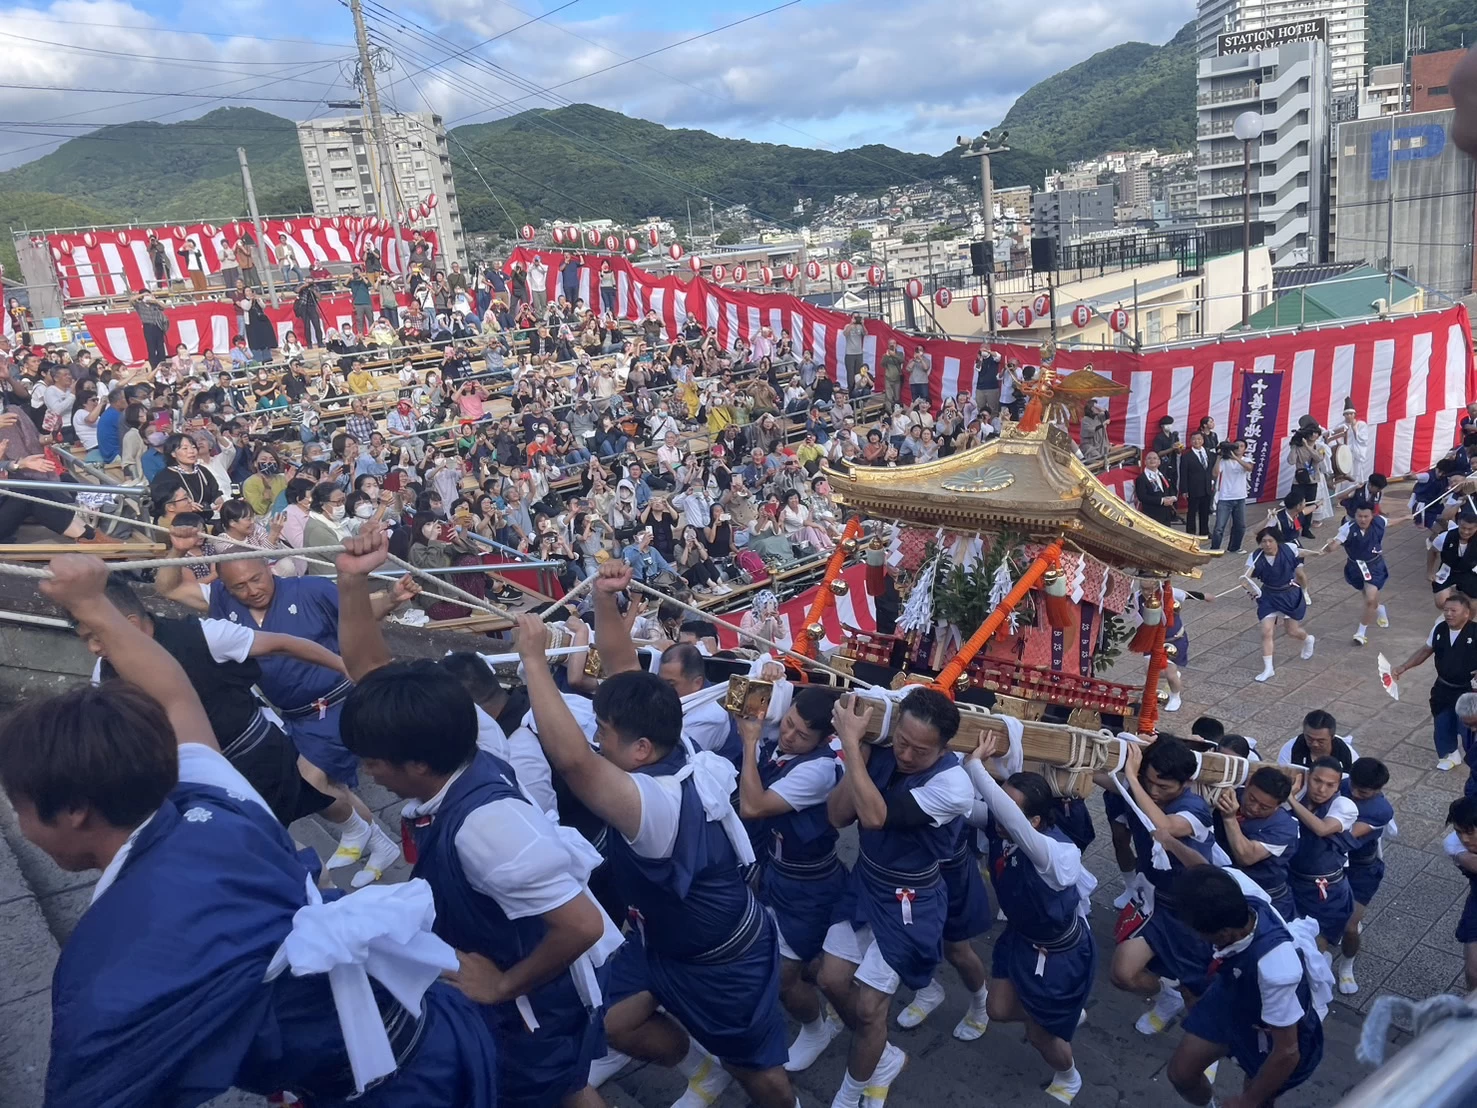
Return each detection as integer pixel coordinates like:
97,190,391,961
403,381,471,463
686,198,694,243
238,147,279,308
708,200,716,244
350,0,405,271
958,130,1008,335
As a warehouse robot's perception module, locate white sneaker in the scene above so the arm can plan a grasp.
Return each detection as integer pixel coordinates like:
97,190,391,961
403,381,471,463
1045,1068,1084,1104
1135,985,1185,1035
1300,635,1316,660
1164,692,1182,713
671,1052,733,1108
860,1043,907,1108
588,1049,631,1088
1335,956,1359,995
952,1000,990,1041
784,1012,842,1072
349,824,401,888
896,979,945,1029
1352,631,1368,646
1438,752,1463,771
1377,610,1390,628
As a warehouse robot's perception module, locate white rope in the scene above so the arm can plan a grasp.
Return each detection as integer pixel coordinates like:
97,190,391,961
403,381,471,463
1357,993,1477,1066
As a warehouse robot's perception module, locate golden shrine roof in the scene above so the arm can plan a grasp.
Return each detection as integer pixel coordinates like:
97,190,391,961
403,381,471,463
825,424,1209,577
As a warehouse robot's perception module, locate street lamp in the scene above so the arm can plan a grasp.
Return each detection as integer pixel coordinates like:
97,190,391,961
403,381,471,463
957,130,1009,334
1233,110,1263,326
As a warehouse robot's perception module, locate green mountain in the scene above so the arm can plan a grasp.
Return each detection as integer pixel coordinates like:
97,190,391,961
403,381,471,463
1369,0,1477,65
997,21,1198,164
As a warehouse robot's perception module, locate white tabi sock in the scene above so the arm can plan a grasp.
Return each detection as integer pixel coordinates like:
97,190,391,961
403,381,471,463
1356,624,1368,638
676,1040,711,1079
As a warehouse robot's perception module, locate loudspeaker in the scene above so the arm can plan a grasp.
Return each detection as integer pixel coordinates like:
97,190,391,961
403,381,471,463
969,241,993,276
1030,236,1055,272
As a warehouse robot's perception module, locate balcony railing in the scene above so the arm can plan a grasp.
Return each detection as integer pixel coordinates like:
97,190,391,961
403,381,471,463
1197,82,1261,106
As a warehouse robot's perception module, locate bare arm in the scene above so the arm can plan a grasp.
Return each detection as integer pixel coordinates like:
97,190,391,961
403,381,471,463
249,630,350,678
1287,794,1344,837
46,556,218,751
591,561,640,676
834,695,888,830
152,526,210,612
1394,643,1434,678
737,715,793,820
332,525,395,680
515,614,643,840
446,895,604,1005
1214,798,1273,866
1238,1023,1301,1108
1120,748,1196,838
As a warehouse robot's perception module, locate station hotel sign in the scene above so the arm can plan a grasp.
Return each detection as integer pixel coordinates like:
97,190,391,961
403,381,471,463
1217,18,1326,55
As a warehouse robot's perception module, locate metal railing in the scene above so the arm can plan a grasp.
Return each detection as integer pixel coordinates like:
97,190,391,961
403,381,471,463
1334,993,1477,1108
1197,83,1262,106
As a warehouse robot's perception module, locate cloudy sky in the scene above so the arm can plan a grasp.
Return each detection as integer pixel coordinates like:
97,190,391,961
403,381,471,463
0,0,1195,170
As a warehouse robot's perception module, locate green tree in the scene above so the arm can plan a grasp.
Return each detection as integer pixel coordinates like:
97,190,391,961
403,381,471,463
716,228,743,245
902,232,920,245
848,228,872,249
926,224,956,241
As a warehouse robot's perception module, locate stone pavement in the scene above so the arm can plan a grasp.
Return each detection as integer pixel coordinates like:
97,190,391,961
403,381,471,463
0,509,1470,1107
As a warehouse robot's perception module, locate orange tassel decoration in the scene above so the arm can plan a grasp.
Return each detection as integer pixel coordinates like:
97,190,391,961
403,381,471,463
1127,591,1163,653
1137,582,1174,734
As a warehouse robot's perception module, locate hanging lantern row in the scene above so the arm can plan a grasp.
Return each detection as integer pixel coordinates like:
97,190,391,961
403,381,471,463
1108,307,1130,333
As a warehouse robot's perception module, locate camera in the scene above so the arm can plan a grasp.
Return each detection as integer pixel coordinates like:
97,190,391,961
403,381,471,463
1218,441,1236,460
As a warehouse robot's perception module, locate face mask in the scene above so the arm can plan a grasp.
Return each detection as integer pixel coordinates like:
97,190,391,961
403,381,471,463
355,503,375,519
328,505,345,521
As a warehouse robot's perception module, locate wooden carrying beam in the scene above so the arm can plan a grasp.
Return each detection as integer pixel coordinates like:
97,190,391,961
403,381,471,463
724,676,1254,798
0,542,164,561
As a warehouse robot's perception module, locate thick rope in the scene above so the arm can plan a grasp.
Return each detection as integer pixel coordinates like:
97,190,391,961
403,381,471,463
1357,993,1477,1066
0,543,352,578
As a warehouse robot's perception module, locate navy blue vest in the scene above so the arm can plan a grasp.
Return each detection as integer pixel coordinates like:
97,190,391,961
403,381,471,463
1212,897,1319,1040
1131,789,1215,899
602,744,754,960
991,824,1080,946
1339,785,1394,864
1224,805,1299,898
857,747,965,878
1289,797,1350,878
751,740,840,867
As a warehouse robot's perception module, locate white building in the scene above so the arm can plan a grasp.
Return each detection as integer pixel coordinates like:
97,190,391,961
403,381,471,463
1357,62,1405,118
1196,38,1332,266
1197,1,1365,95
297,111,467,265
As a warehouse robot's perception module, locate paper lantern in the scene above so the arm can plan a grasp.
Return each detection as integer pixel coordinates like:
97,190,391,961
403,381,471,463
1071,303,1092,328
172,225,185,239
1108,308,1129,333
732,264,748,282
1015,306,1035,327
934,287,953,309
1033,294,1051,317
426,193,438,209
203,223,216,236
329,216,341,229
311,217,324,230
552,226,566,245
995,306,1012,329
865,265,883,286
585,228,600,246
688,255,702,273
668,243,684,260
520,224,536,241
782,263,798,281
82,232,96,249
648,227,660,246
904,278,924,299
604,234,620,251
625,236,639,254
835,260,854,280
711,264,728,282
968,295,986,316
760,265,773,284
805,260,822,280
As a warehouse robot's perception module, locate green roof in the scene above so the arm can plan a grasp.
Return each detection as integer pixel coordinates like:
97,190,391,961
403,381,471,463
1245,265,1421,329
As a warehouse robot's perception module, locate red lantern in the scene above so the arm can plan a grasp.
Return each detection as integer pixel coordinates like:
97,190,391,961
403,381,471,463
625,236,639,254
760,265,773,284
711,264,728,282
82,232,96,249
905,278,924,299
330,216,342,229
1071,303,1092,328
203,223,216,236
805,260,822,280
688,255,703,273
668,243,684,261
426,193,438,209
600,234,614,251
1033,294,1051,317
1108,308,1130,333
865,265,884,286
934,287,953,309
173,225,186,239
732,264,748,282
835,260,854,280
648,227,660,246
1015,306,1035,327
968,295,986,316
996,306,1012,329
50,245,63,260
782,263,798,282
585,228,600,246
552,227,567,245
520,224,536,241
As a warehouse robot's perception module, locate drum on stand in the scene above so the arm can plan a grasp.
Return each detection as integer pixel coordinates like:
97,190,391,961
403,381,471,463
1332,443,1354,481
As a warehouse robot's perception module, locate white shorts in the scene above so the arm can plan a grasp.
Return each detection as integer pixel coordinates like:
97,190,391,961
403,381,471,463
822,922,902,995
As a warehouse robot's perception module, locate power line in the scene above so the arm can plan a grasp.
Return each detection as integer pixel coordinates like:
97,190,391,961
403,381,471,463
0,83,334,103
0,29,348,74
0,12,353,47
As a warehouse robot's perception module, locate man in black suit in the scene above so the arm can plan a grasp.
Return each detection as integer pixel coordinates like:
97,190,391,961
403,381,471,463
1150,415,1181,493
1180,431,1215,537
1135,450,1180,525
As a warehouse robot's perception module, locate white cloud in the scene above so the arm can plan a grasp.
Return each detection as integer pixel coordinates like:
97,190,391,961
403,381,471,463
0,0,1195,172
